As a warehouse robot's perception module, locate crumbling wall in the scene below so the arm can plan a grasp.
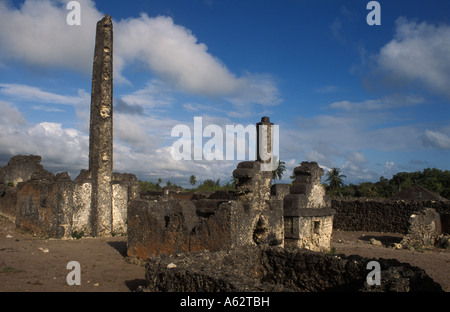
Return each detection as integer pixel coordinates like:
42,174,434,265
332,198,450,234
127,160,285,260
232,160,284,248
144,246,443,292
112,172,139,234
0,155,138,238
126,196,283,260
401,208,442,249
15,171,72,238
0,183,17,220
0,155,47,187
0,155,48,220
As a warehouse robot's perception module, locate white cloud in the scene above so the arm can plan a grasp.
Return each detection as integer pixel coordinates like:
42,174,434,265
0,83,85,106
329,94,425,111
0,1,281,107
227,72,283,107
278,106,433,183
375,17,450,98
0,83,91,132
115,14,242,96
0,0,102,74
0,100,27,127
119,80,174,109
115,15,282,105
0,119,89,175
423,130,450,150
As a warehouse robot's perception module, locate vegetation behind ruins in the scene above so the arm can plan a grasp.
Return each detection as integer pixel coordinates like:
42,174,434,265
138,167,450,200
325,168,450,200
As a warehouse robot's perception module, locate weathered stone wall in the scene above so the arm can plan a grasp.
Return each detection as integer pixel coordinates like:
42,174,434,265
285,214,334,251
283,162,335,252
0,155,47,186
127,196,284,260
144,246,443,292
332,198,450,234
0,184,17,220
112,172,140,234
15,172,72,238
0,155,138,238
401,208,442,248
72,170,92,235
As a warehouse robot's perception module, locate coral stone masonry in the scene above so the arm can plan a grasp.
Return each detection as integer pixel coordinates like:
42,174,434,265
0,15,138,238
283,162,336,252
89,15,114,237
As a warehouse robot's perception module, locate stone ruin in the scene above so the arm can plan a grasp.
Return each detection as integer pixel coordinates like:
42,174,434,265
0,15,444,292
0,15,139,238
144,245,443,292
0,155,138,238
127,118,336,258
284,161,335,251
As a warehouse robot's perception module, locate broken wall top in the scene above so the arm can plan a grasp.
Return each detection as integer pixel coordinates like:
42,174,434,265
0,155,53,186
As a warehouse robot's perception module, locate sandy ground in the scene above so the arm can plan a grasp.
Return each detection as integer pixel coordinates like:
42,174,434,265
0,215,449,292
331,230,450,291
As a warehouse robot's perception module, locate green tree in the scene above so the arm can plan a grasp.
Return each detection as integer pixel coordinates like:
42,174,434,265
325,168,346,190
189,175,197,186
197,179,221,191
272,160,286,184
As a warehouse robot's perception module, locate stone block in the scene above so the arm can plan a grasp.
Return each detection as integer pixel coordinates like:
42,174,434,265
401,208,442,248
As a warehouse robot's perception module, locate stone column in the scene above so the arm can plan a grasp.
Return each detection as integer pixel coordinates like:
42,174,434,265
88,15,113,237
256,116,273,164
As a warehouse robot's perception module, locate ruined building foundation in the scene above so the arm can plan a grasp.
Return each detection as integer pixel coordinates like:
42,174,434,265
127,117,335,258
0,15,445,291
0,15,138,238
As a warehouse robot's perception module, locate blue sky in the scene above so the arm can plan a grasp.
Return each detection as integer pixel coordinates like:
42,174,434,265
0,0,449,187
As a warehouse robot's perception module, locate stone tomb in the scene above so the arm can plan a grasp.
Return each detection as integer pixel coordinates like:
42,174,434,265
284,162,336,252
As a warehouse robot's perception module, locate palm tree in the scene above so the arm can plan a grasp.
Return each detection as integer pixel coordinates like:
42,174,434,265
272,159,286,184
189,175,197,186
325,168,346,190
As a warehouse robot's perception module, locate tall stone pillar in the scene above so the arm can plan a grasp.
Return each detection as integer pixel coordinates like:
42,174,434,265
89,15,113,236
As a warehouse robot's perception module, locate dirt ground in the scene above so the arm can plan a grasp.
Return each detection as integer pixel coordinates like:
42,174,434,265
0,215,449,292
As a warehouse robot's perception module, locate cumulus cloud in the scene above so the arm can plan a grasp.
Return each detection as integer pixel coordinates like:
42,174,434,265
374,17,450,98
0,1,281,107
115,15,282,105
0,110,89,175
0,0,282,185
0,0,101,73
114,14,242,96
